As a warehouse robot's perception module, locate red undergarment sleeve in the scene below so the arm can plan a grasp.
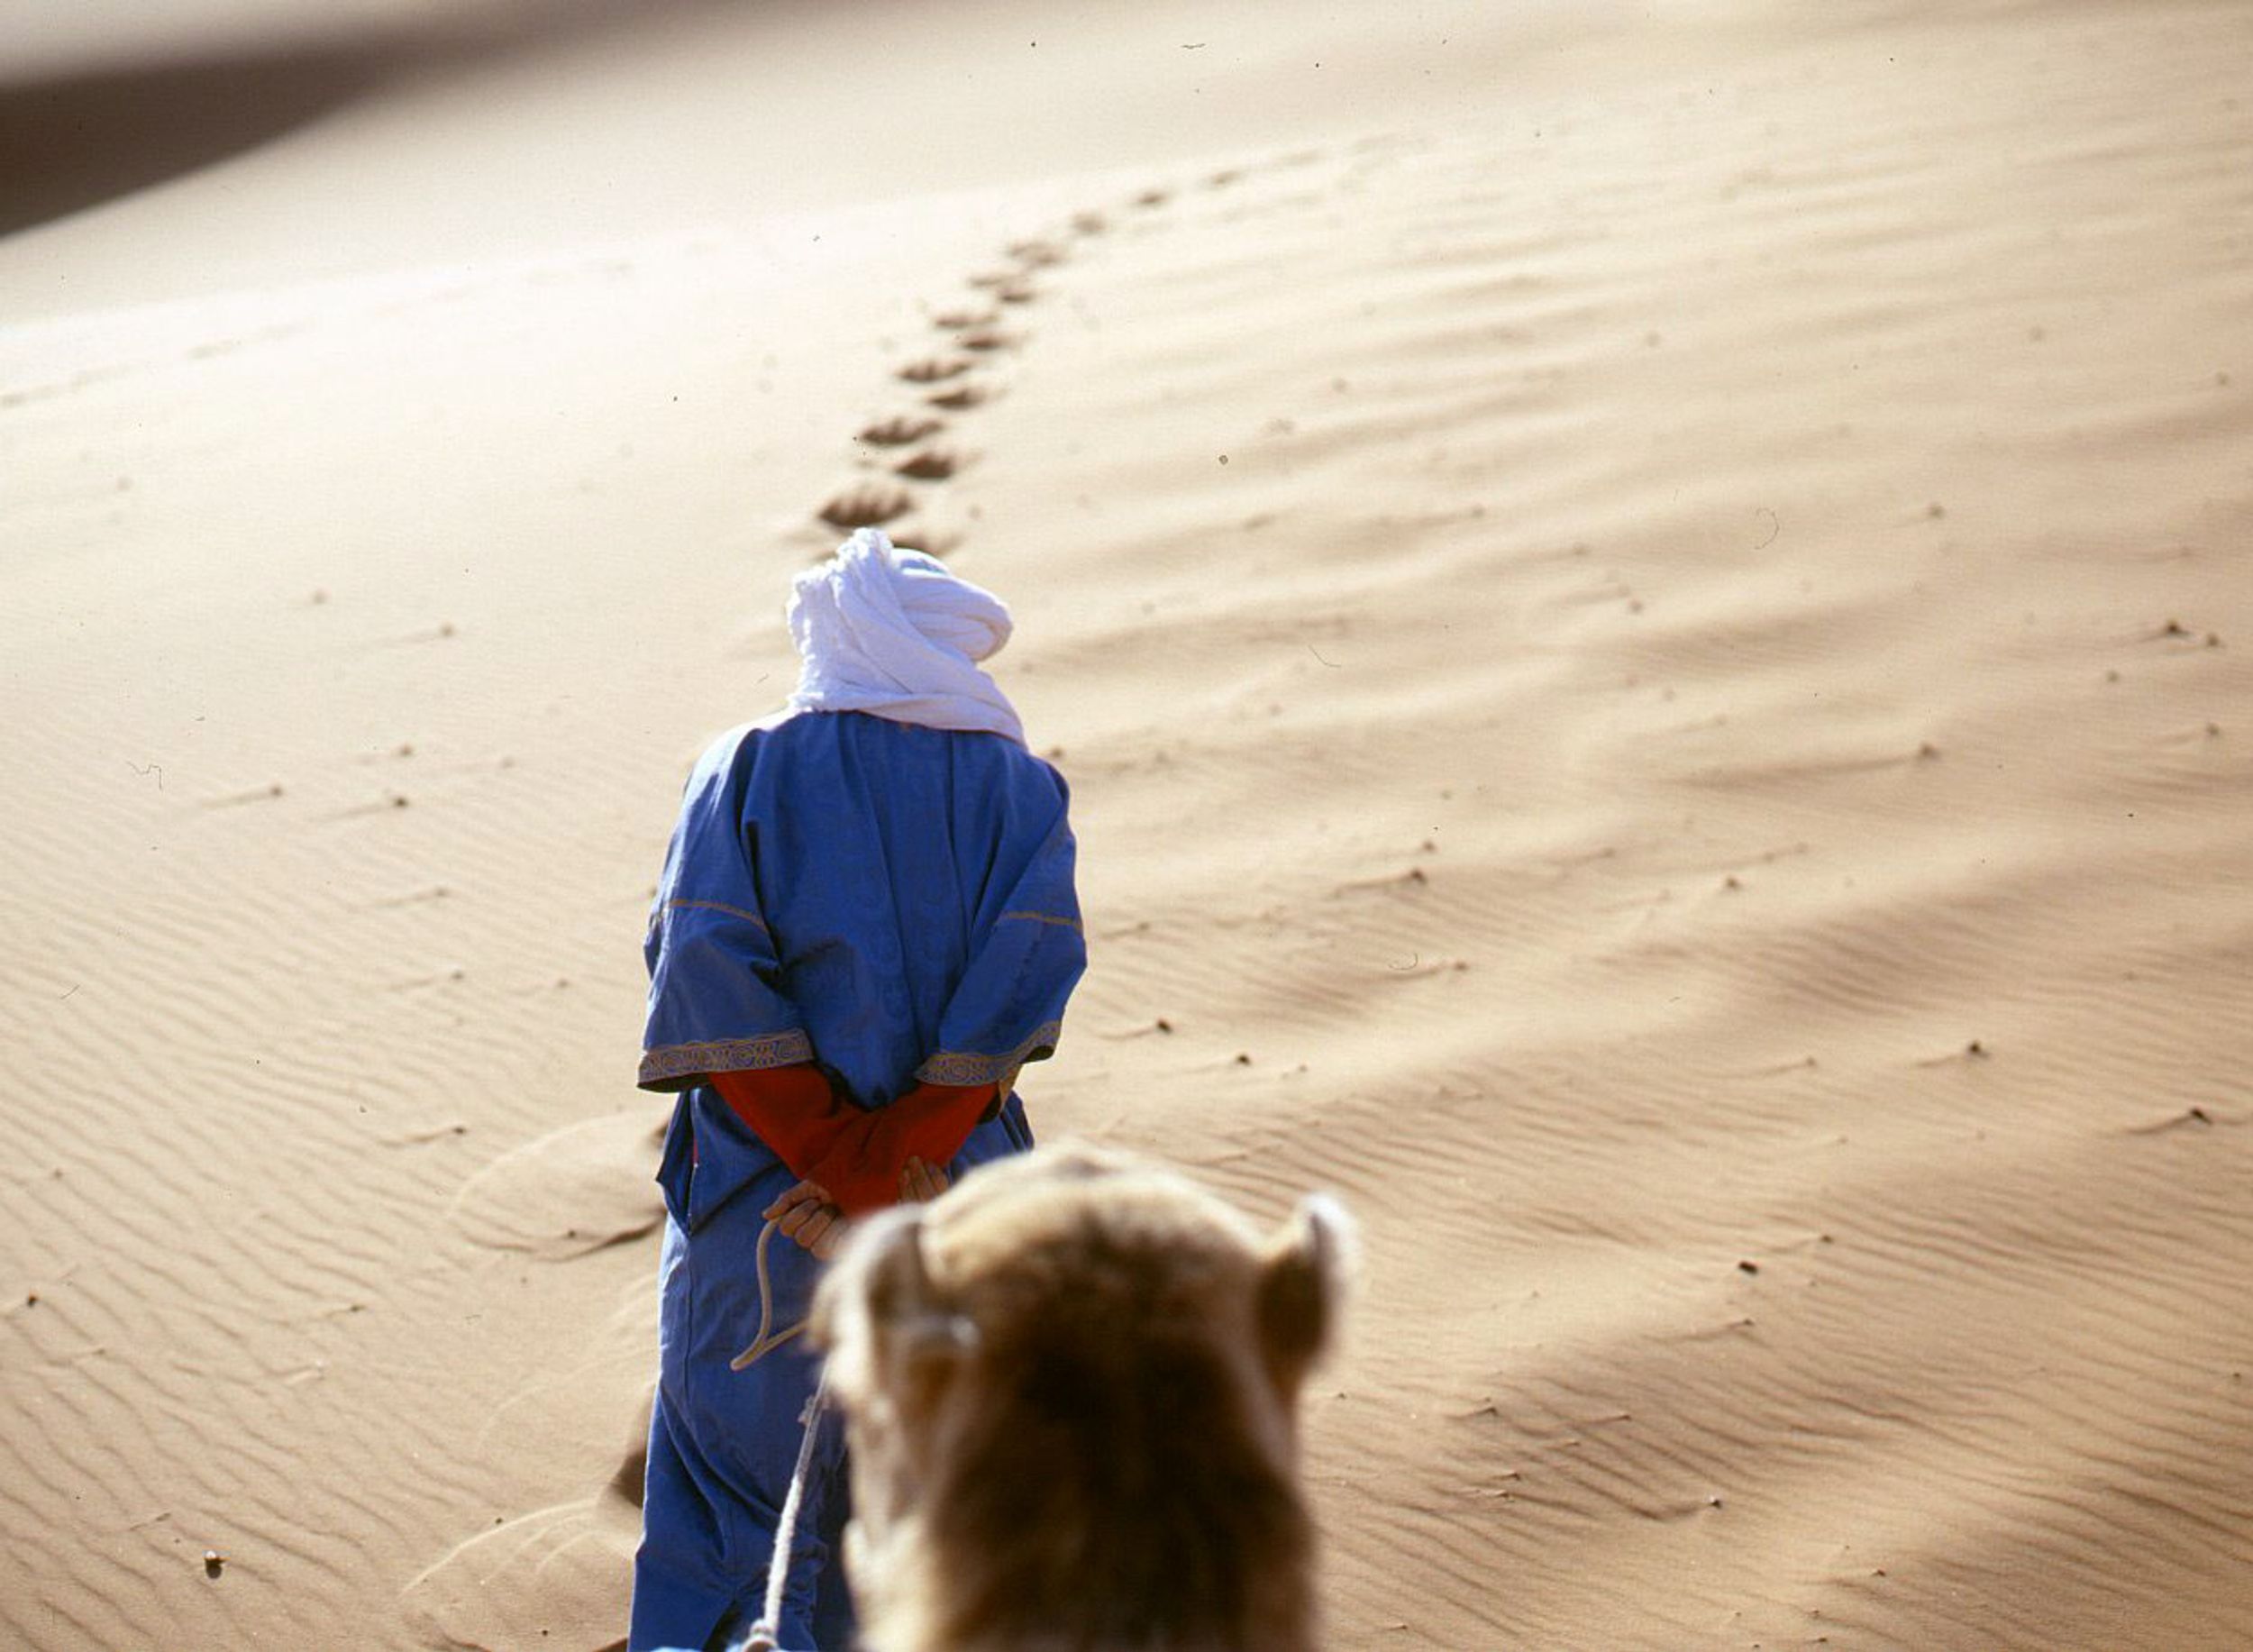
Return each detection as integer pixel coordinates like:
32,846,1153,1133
802,1082,998,1217
708,1068,999,1217
707,1063,853,1182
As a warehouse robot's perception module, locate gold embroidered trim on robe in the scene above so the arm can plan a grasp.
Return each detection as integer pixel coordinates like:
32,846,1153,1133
639,1028,814,1089
914,1019,1063,1088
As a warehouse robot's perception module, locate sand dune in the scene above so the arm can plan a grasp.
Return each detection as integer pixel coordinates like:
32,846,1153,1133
3,1,2249,1647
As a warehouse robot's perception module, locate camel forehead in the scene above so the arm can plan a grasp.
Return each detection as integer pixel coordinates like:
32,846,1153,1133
926,1150,1266,1306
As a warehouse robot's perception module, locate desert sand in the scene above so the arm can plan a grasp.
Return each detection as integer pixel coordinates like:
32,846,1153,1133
3,1,2249,1647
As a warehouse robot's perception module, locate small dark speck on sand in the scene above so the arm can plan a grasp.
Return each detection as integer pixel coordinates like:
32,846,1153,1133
204,1551,224,1579
1737,1260,1760,1275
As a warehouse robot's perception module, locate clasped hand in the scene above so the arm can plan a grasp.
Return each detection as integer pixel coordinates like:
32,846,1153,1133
762,1155,949,1260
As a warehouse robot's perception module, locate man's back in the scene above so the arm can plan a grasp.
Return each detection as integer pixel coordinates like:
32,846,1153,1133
644,708,1081,1109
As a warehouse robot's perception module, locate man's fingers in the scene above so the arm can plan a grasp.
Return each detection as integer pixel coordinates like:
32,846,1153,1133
901,1157,951,1203
779,1191,837,1239
779,1199,844,1256
764,1180,830,1222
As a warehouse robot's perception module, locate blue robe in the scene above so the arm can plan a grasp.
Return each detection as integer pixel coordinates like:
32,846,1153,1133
630,709,1085,1652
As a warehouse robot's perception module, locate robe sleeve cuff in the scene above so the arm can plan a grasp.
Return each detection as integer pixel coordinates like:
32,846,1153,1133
638,1027,815,1092
913,1019,1062,1088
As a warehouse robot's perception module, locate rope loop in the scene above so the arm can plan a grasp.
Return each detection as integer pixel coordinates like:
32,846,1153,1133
730,1217,810,1372
726,1216,829,1652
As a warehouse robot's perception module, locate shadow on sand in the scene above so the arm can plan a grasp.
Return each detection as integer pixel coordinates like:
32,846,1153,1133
0,0,752,239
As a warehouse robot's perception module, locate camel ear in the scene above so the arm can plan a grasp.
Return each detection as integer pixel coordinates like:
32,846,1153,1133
1255,1193,1355,1399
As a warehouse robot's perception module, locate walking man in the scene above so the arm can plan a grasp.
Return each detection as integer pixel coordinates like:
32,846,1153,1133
630,529,1086,1650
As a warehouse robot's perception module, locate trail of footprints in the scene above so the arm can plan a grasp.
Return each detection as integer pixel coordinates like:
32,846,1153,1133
812,164,1270,547
814,231,1070,538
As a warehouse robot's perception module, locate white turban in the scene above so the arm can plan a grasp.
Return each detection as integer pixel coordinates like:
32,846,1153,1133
784,528,1026,744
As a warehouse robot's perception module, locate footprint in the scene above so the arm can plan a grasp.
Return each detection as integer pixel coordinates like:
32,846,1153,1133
857,415,943,447
896,357,971,384
1069,210,1108,236
447,1109,667,1261
991,280,1038,306
907,526,965,557
894,448,962,482
926,382,994,411
1132,187,1171,208
403,1493,637,1652
931,308,995,331
956,328,1017,353
817,483,914,529
1007,239,1066,269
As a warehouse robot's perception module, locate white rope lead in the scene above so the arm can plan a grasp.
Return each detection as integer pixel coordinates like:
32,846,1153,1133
740,1375,832,1652
727,1214,826,1652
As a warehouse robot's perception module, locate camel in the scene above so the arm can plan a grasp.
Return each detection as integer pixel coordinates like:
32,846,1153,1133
809,1144,1353,1652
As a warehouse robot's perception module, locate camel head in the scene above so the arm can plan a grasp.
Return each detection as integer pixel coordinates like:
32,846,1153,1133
811,1145,1354,1652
